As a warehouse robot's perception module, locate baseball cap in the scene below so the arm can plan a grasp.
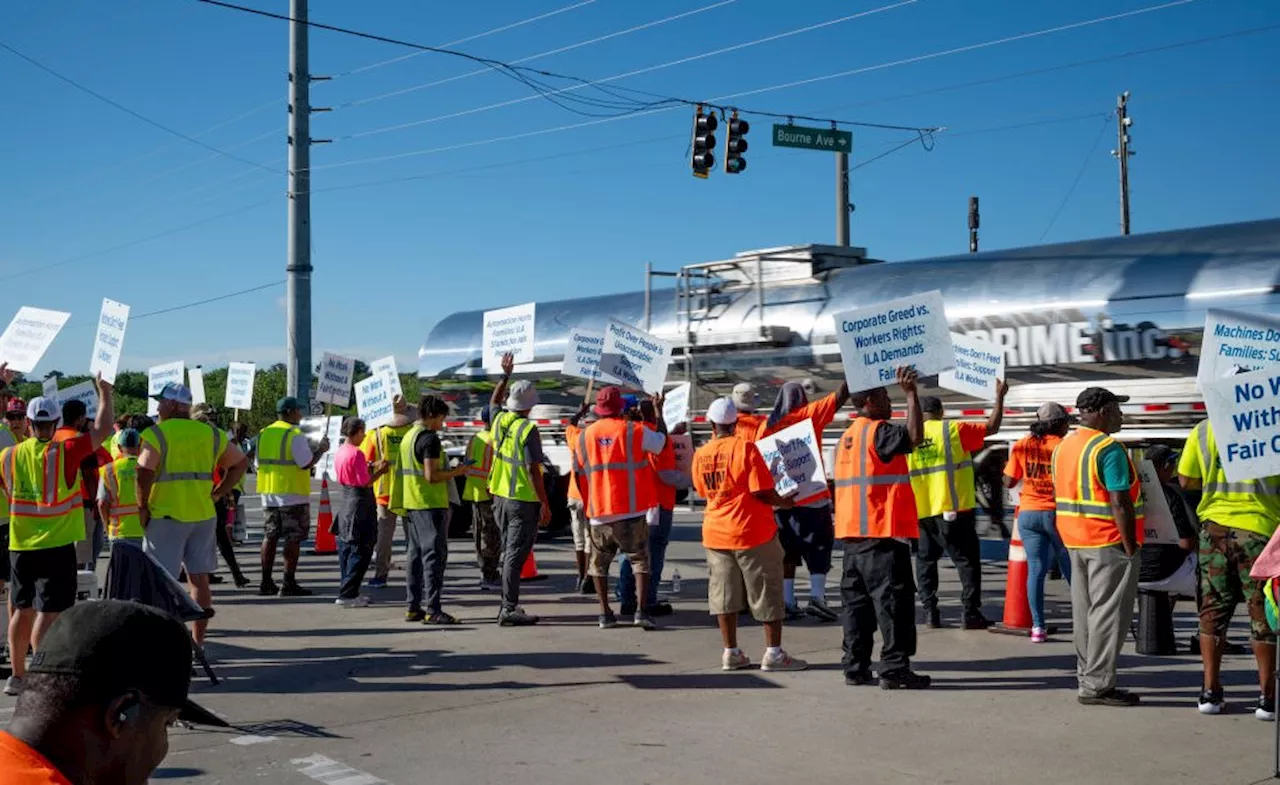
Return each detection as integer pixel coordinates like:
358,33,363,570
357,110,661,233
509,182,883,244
1035,402,1069,422
919,396,944,415
152,383,192,406
5,398,25,416
594,386,625,417
707,397,738,426
731,382,758,413
275,396,301,415
190,403,215,422
26,396,60,423
117,428,141,450
505,380,539,412
1146,444,1178,468
1076,387,1129,412
27,600,228,727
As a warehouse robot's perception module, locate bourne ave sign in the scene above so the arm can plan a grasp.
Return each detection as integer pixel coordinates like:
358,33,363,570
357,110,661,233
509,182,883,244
772,124,852,152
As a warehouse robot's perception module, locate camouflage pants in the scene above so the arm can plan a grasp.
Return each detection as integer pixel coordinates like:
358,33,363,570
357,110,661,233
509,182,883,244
471,500,501,583
1198,521,1276,642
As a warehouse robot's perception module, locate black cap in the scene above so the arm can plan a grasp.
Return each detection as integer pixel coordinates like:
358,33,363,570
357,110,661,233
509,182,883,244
275,396,301,415
919,395,943,415
28,600,227,727
1076,387,1130,412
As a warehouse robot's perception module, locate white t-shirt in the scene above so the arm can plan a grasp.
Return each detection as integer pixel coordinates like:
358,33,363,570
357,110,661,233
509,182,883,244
259,433,313,508
589,427,667,527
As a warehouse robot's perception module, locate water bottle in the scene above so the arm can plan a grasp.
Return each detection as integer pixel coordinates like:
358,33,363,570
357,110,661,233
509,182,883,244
671,568,682,595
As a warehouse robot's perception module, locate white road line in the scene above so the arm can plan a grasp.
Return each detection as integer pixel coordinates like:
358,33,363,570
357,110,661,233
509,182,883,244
291,754,389,785
229,734,277,746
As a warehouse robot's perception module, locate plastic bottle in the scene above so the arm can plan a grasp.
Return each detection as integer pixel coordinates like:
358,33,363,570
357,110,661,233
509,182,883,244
671,568,682,595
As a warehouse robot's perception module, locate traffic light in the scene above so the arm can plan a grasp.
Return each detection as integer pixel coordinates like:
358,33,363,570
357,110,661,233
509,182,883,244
724,111,748,174
690,106,717,179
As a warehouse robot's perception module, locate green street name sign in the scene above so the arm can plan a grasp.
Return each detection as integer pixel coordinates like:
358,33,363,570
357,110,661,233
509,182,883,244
772,124,852,152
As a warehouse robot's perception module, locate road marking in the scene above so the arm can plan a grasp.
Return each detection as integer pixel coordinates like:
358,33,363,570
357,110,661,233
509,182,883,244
291,754,389,785
229,734,277,746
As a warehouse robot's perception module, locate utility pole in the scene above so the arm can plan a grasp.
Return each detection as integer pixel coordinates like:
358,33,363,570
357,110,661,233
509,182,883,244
287,0,322,408
1112,91,1134,236
968,196,980,253
835,150,850,247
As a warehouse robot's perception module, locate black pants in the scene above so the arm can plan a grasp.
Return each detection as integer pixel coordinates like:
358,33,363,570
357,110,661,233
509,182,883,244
214,496,247,584
915,510,982,616
405,509,448,613
494,497,540,614
775,505,835,575
338,540,374,599
841,538,917,676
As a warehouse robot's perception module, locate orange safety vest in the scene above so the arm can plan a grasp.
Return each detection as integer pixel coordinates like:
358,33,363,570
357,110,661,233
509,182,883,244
1051,427,1146,549
576,418,656,520
566,423,584,503
833,417,918,539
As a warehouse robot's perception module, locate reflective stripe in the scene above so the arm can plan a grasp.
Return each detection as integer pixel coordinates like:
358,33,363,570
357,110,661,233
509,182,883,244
156,472,213,482
1205,480,1280,496
110,504,139,515
494,420,533,497
42,444,60,506
1055,499,1114,516
257,459,294,466
908,460,974,477
941,421,960,511
9,498,80,516
834,476,911,486
1196,419,1212,472
103,461,118,500
1076,433,1108,503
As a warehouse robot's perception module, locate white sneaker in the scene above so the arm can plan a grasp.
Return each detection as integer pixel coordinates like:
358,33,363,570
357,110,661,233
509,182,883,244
4,676,23,696
722,649,752,671
761,649,809,672
335,596,372,608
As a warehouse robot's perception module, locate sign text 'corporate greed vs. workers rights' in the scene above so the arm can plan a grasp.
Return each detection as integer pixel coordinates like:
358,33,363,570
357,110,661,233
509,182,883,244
89,299,129,385
1198,309,1280,389
561,327,620,383
599,320,673,395
1203,367,1280,482
938,331,1005,399
832,290,953,393
482,302,537,370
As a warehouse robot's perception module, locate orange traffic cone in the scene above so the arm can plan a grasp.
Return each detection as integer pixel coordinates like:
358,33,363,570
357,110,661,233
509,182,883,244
989,513,1033,636
311,476,337,555
520,550,546,582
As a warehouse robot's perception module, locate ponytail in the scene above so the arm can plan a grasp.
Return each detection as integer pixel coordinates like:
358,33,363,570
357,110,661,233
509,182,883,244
1030,417,1068,439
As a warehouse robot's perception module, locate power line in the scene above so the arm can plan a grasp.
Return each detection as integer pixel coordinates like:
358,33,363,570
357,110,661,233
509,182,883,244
133,280,285,320
1038,116,1113,243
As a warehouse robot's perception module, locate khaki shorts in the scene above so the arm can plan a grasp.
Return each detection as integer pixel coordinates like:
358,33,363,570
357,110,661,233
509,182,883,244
588,517,648,577
706,536,785,622
568,497,589,553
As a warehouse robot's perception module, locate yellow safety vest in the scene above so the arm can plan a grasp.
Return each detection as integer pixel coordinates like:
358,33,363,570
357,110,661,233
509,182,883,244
1182,419,1280,538
0,424,16,522
257,420,310,498
462,430,493,503
101,455,144,539
371,423,414,512
1,439,83,552
488,411,538,503
141,419,225,523
399,424,449,510
907,419,977,518
107,432,121,460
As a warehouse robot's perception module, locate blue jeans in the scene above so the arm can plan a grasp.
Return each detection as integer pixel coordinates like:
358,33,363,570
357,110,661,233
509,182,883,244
618,508,673,609
1019,510,1071,629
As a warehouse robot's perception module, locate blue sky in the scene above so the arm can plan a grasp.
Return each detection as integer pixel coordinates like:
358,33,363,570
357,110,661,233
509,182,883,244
1,0,1276,378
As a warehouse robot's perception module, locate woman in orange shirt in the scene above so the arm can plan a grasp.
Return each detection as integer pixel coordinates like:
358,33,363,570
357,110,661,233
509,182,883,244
1003,402,1072,642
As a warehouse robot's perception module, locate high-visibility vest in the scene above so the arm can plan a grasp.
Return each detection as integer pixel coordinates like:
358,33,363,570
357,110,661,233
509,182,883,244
566,423,583,502
1,439,83,551
461,430,493,503
101,456,143,539
833,417,918,539
370,423,414,509
907,419,976,518
141,419,225,523
399,424,449,510
1052,427,1146,549
1182,419,1280,537
228,433,246,493
576,417,656,520
0,424,15,522
107,431,122,460
488,411,539,503
257,420,310,498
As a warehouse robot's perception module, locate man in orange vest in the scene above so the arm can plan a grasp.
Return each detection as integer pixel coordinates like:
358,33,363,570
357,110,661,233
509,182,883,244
833,367,926,690
1052,387,1144,707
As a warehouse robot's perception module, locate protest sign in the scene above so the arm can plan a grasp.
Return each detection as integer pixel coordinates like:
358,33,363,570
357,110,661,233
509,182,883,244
753,418,824,499
301,415,344,479
0,307,71,374
57,381,97,415
42,376,58,403
1135,459,1180,545
1202,367,1280,482
188,367,206,406
224,362,256,411
663,382,691,426
356,372,396,430
147,361,185,417
482,302,537,370
832,290,952,393
599,320,673,395
670,433,693,476
89,299,129,385
315,353,355,408
1198,309,1280,390
938,331,1005,399
561,327,616,382
370,355,403,399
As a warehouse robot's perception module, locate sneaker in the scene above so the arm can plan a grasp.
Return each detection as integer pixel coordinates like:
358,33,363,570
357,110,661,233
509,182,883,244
367,578,388,589
479,579,502,592
963,613,993,631
926,609,943,629
1079,688,1140,707
1253,695,1276,721
845,669,876,686
722,650,752,671
1197,688,1225,715
599,610,618,629
334,596,372,608
209,574,225,585
1031,627,1048,643
425,611,460,625
258,579,278,597
233,576,252,589
579,576,595,595
761,649,808,672
784,604,806,622
497,607,539,627
3,676,22,696
278,582,313,597
649,601,674,617
880,669,932,690
806,598,839,623
633,613,657,631
405,608,426,623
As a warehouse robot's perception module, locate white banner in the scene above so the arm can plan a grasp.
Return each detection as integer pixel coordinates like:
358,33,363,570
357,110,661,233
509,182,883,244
147,361,185,416
1198,309,1280,389
561,327,615,382
599,320,673,395
0,307,71,374
832,290,953,393
753,418,824,498
356,372,396,430
1135,459,1181,545
663,381,691,426
188,367,206,406
315,352,355,408
1203,367,1280,482
57,380,98,415
482,302,537,370
938,331,1005,399
370,355,403,399
89,298,129,385
42,376,58,403
224,362,256,411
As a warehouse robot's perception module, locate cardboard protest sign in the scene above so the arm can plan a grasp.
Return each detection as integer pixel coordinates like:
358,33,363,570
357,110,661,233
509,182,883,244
224,362,256,411
42,376,58,403
315,353,355,408
599,320,673,395
753,418,824,499
561,327,618,382
663,382,691,426
188,367,206,407
1135,459,1181,545
482,302,537,370
370,355,403,399
301,415,344,479
356,373,396,430
147,361,185,417
938,331,1004,399
0,307,71,374
1202,367,1280,482
89,299,129,385
832,290,952,393
1198,309,1280,390
670,433,693,476
57,381,97,415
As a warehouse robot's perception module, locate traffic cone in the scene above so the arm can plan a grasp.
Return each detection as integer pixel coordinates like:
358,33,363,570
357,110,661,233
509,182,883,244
520,551,546,582
311,477,337,555
989,513,1033,636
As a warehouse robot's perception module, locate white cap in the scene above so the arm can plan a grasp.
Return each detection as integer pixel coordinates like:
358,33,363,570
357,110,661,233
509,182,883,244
505,380,539,412
26,396,60,423
706,397,738,426
730,382,758,413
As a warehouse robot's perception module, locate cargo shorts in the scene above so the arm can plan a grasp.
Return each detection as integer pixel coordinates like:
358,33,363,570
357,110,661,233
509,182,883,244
1199,520,1276,642
588,517,649,577
264,504,311,544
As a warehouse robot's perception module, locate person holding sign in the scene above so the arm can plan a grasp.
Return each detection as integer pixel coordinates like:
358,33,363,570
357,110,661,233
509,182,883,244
461,406,502,592
361,395,416,589
1052,387,1144,707
256,397,330,598
834,368,927,690
1179,417,1280,718
908,382,1009,631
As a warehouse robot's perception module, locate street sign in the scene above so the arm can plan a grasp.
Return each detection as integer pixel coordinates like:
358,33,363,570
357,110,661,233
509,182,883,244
772,124,852,153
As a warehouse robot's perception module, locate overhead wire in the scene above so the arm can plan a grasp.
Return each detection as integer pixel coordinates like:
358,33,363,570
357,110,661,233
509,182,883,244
1037,115,1114,243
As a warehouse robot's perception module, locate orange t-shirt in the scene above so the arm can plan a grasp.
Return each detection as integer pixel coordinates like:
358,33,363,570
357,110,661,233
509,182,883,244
0,731,72,785
734,413,764,443
755,393,842,505
693,435,777,550
1004,433,1062,512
